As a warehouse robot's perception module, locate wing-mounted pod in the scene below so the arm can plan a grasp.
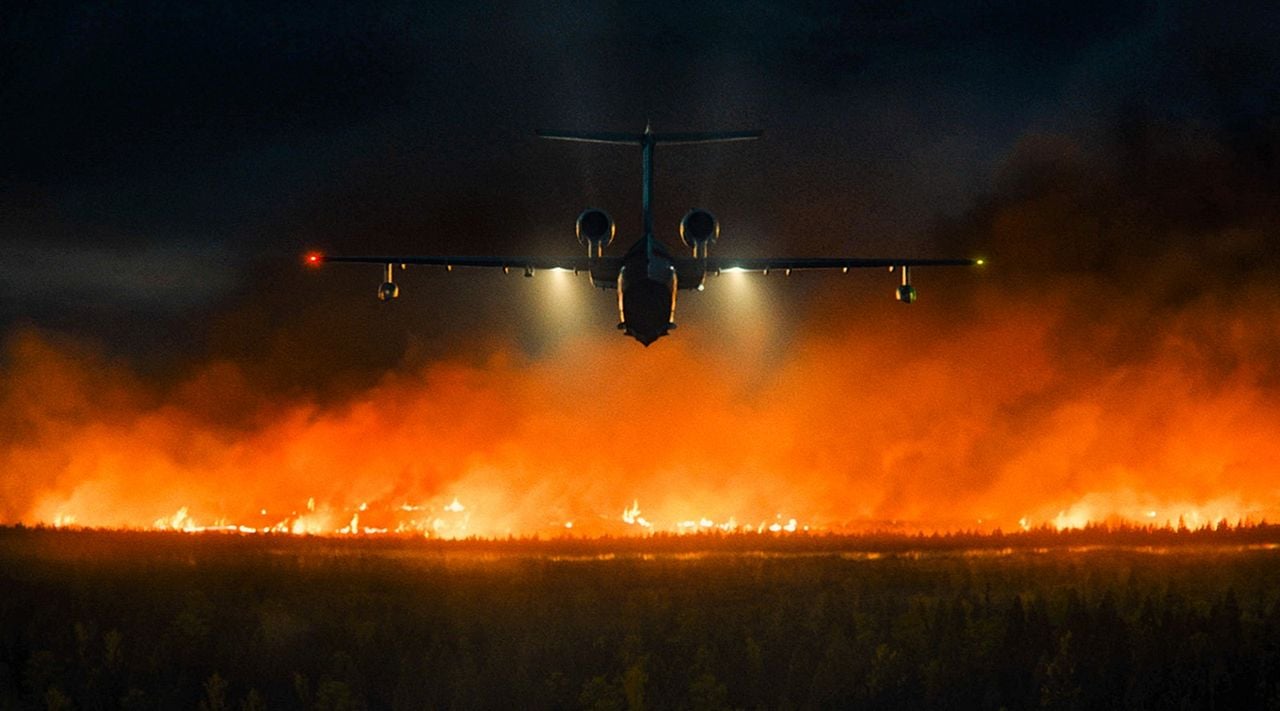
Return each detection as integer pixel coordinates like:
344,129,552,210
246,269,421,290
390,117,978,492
377,263,400,301
680,208,719,259
895,264,916,304
576,208,615,257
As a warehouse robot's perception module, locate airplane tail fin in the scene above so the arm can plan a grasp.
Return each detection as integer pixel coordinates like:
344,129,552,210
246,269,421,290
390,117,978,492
538,125,761,239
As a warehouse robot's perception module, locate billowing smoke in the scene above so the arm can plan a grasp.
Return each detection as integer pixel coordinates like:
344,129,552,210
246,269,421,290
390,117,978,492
4,132,1279,534
4,89,1280,535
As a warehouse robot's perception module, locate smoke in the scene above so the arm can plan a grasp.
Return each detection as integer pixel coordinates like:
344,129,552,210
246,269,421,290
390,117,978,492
5,17,1280,533
4,197,1279,533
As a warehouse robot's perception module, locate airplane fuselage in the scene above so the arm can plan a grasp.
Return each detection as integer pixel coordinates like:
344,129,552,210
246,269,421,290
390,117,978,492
608,234,686,345
592,127,717,345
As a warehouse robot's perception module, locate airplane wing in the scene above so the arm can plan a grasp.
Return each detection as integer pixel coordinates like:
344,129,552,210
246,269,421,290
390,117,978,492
316,254,619,272
700,256,982,272
312,253,978,277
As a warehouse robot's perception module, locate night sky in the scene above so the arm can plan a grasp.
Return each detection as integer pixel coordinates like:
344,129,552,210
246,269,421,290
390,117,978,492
2,1,1279,531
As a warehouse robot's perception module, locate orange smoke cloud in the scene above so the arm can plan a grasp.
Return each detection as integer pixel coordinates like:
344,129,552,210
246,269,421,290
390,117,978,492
5,125,1280,536
4,266,1278,535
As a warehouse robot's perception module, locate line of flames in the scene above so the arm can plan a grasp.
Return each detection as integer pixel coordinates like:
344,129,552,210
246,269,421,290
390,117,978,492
40,494,1268,538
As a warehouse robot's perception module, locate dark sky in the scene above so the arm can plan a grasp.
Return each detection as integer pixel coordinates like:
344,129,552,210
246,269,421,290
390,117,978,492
4,1,1280,530
2,0,1269,366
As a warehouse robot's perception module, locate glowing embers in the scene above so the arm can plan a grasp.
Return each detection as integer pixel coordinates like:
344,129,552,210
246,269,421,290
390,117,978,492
1038,493,1258,532
148,506,257,534
154,506,194,531
672,517,802,534
620,499,809,534
392,496,474,537
142,497,343,535
43,489,1270,539
621,499,651,529
52,494,820,539
136,496,479,537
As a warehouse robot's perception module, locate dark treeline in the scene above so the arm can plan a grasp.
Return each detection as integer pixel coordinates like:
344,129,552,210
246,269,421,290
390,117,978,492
2,529,1280,709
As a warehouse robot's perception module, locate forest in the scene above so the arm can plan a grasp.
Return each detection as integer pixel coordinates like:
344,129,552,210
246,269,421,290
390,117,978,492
2,527,1279,710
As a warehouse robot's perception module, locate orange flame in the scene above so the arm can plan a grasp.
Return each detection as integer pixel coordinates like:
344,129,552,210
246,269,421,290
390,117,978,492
5,263,1280,537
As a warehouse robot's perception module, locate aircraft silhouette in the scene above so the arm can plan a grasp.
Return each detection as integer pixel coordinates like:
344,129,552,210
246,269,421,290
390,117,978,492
307,125,983,345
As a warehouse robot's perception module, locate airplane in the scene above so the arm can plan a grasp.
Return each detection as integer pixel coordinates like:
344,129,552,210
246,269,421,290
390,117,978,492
306,125,984,345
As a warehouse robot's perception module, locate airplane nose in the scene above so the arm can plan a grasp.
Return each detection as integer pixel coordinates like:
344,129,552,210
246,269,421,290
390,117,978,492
624,325,669,346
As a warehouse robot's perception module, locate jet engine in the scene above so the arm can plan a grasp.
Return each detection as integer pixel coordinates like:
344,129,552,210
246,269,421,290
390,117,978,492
576,208,615,256
679,209,719,258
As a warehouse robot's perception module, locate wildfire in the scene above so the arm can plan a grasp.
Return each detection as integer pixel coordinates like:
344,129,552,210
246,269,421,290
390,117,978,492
65,496,820,538
41,488,1269,540
5,94,1280,542
6,258,1280,538
621,500,652,529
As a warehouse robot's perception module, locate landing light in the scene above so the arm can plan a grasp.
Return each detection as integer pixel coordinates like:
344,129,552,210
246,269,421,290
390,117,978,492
976,258,986,266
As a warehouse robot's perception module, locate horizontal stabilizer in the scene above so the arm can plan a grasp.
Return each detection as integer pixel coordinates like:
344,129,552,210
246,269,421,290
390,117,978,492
652,130,762,144
536,130,643,145
537,129,762,146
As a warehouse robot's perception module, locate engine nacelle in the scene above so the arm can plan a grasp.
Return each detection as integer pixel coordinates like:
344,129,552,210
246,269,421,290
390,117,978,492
896,285,917,304
680,209,719,257
378,281,400,301
576,208,615,255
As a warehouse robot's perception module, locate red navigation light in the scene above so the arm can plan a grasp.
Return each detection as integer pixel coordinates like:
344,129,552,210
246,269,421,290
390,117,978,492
304,251,324,267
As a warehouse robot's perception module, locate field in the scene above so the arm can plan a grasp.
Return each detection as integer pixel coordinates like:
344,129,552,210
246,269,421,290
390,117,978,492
2,528,1279,710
